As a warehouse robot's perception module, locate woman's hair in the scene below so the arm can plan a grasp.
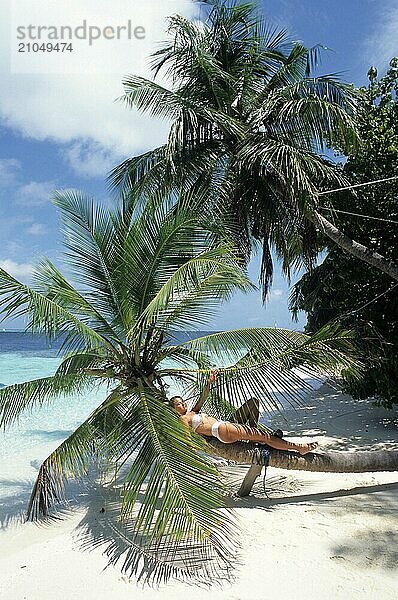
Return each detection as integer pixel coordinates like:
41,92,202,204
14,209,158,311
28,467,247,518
168,395,183,408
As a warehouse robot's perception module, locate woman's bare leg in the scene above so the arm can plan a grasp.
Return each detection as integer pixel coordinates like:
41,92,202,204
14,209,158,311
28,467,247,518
221,423,318,455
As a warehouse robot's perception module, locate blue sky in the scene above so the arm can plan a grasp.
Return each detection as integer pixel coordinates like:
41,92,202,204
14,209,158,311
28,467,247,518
0,0,397,331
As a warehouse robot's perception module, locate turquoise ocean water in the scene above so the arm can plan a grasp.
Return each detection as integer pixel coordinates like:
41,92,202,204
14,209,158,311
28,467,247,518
0,333,109,519
0,331,200,479
0,331,205,521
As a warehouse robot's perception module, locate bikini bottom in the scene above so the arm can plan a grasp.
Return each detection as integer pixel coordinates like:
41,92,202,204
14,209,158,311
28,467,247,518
211,420,227,442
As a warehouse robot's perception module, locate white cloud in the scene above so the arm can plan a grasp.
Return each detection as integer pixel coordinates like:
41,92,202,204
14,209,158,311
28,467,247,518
0,157,56,207
15,181,55,206
268,289,284,301
0,258,34,279
0,1,197,177
362,1,398,70
63,140,123,178
27,222,48,235
0,158,21,186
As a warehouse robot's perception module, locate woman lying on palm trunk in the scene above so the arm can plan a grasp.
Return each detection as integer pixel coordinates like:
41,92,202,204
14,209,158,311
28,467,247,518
170,371,318,455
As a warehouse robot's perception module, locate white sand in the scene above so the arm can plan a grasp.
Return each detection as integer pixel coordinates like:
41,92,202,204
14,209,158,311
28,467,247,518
0,385,397,600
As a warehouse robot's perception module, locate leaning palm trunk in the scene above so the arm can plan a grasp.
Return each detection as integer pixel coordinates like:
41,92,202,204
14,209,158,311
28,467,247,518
206,439,398,473
308,210,398,282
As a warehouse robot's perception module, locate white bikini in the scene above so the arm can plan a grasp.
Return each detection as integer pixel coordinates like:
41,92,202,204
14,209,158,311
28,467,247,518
211,421,225,441
191,413,225,441
191,413,206,431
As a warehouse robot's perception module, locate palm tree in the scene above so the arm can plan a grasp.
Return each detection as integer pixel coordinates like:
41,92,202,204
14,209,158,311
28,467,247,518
0,190,360,582
110,0,398,292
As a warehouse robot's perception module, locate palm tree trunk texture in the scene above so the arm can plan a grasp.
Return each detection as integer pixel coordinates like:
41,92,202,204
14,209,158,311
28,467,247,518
206,438,398,473
309,211,398,281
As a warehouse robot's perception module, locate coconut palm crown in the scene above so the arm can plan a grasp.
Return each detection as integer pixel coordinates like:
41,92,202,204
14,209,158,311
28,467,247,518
111,0,398,291
0,191,359,582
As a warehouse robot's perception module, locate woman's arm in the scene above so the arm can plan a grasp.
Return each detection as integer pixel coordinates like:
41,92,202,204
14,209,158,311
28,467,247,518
191,370,219,413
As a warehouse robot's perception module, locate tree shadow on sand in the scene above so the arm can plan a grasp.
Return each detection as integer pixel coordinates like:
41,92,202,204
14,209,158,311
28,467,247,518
331,528,398,571
225,465,398,573
72,475,398,580
0,476,94,530
0,478,34,529
1,465,397,583
70,478,236,586
1,470,236,586
268,384,398,452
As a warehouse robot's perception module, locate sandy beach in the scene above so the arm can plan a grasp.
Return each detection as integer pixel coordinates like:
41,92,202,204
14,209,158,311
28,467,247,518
1,384,397,600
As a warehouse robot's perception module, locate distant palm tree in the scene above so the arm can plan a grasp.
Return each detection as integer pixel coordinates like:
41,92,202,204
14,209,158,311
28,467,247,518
0,190,359,582
110,0,398,291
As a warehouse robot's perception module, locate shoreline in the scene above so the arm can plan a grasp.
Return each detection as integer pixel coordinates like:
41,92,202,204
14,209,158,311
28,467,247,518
0,384,397,599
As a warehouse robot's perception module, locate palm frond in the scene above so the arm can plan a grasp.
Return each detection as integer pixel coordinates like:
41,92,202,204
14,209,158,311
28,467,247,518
121,75,246,140
130,245,253,337
27,387,125,520
33,258,121,346
111,388,239,578
0,373,93,429
171,324,360,413
55,350,110,377
237,136,346,206
108,145,170,200
53,190,126,330
0,267,107,352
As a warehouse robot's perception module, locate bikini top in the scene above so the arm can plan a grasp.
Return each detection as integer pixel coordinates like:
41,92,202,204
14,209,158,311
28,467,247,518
191,413,207,431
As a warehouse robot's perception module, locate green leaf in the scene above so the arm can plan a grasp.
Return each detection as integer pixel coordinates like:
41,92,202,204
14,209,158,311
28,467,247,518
0,267,107,352
0,373,93,429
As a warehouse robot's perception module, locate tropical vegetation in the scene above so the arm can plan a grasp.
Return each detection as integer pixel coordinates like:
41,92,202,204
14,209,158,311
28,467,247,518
291,60,398,408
